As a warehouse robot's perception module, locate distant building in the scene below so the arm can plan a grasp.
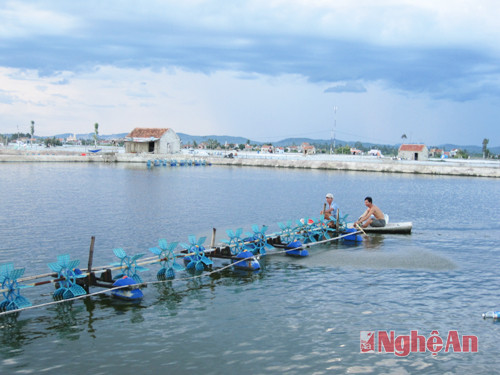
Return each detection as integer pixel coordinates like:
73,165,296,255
301,142,316,155
429,148,443,157
350,147,362,155
261,145,274,153
368,149,383,157
398,144,429,161
124,128,181,154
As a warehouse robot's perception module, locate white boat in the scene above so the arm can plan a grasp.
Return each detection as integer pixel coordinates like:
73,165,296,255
349,214,412,234
358,222,412,234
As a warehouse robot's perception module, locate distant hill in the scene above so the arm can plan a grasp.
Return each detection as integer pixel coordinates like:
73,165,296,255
177,133,255,146
433,143,500,155
53,132,128,140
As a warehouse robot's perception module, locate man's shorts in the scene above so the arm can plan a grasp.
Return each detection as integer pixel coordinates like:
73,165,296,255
370,219,386,227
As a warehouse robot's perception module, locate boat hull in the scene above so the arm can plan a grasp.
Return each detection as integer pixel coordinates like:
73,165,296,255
359,222,412,234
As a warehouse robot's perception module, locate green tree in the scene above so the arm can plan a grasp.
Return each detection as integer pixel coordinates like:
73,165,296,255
44,137,62,147
335,145,351,154
206,138,220,149
94,123,99,148
193,140,198,148
354,141,363,151
482,138,490,158
30,120,35,147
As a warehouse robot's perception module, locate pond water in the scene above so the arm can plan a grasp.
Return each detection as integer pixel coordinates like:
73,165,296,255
0,163,499,374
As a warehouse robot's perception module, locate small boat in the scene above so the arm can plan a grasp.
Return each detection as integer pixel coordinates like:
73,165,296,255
351,222,413,234
88,149,102,153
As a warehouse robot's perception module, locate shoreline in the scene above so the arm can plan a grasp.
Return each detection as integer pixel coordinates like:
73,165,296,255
0,149,498,178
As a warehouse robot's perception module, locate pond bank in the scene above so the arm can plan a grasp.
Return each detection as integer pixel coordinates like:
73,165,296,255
1,149,498,178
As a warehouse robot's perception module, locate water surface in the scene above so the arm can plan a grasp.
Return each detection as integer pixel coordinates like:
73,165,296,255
1,163,499,374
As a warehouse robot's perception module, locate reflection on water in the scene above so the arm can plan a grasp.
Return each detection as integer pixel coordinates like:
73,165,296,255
361,234,385,249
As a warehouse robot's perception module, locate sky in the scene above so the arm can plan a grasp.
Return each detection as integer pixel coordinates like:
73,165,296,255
1,0,499,147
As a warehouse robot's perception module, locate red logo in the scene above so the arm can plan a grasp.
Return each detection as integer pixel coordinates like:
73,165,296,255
360,331,375,353
360,330,478,356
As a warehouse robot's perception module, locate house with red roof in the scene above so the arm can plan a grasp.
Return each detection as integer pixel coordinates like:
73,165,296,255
301,142,316,155
398,144,429,161
124,128,181,154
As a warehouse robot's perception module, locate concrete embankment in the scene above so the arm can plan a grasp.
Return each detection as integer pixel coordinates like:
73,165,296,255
1,150,498,178
206,157,499,178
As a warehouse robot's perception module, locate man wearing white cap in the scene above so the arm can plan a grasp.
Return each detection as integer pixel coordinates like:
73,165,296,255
321,193,339,222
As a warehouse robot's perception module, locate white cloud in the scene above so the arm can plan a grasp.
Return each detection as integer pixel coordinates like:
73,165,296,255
0,1,80,38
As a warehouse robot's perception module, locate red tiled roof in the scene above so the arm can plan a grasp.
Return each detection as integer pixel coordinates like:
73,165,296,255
126,128,169,138
399,144,426,152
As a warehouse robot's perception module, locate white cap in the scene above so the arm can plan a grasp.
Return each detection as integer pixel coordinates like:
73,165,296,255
326,193,334,199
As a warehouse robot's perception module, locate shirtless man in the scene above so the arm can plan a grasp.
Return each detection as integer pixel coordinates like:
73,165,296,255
354,197,386,228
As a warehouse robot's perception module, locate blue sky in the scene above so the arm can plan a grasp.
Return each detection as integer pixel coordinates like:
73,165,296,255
1,0,499,146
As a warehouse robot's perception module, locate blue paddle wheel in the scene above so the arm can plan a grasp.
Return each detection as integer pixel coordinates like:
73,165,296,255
245,225,274,256
294,218,319,244
180,236,213,271
0,263,32,311
222,228,246,255
47,255,87,300
149,239,184,279
111,248,149,283
278,220,301,244
315,215,336,240
222,229,260,270
170,159,177,166
337,213,349,231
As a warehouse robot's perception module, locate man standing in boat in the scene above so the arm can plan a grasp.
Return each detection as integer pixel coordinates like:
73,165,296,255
321,193,339,226
354,197,386,228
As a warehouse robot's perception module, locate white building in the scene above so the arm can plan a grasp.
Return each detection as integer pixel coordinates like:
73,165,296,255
124,128,181,154
368,149,383,157
398,144,429,161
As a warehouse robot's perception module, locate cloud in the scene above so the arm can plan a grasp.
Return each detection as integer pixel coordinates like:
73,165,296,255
0,89,17,104
1,1,499,103
324,82,367,93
